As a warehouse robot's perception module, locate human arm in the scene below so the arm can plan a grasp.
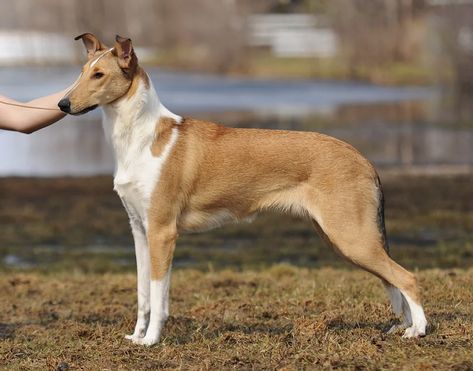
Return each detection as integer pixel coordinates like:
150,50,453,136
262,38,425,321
0,89,68,134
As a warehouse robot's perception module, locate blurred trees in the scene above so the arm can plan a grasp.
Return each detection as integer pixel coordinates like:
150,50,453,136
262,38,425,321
327,0,428,79
150,0,247,72
430,3,473,93
1,0,472,90
0,0,249,72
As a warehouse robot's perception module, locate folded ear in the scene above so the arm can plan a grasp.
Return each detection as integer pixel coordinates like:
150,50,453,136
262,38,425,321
113,35,137,72
74,33,107,59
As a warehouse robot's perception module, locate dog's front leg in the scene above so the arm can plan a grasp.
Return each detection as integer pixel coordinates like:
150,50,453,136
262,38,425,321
125,219,151,341
133,222,177,346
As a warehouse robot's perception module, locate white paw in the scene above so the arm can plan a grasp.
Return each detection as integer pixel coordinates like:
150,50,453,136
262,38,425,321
125,334,142,341
124,327,147,341
132,335,160,346
402,326,425,338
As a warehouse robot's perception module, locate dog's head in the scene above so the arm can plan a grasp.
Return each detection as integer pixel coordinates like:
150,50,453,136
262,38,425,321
58,33,139,115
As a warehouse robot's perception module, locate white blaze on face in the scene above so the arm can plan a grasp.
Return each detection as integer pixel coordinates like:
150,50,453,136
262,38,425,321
64,72,83,96
64,48,115,98
89,47,115,68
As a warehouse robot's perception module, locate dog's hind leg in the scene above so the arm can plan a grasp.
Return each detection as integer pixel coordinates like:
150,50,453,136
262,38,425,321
306,182,427,338
384,281,412,333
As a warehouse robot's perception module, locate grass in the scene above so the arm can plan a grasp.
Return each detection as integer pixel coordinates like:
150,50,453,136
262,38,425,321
149,50,433,86
0,174,472,273
167,52,432,86
0,267,472,369
242,54,345,81
0,174,472,368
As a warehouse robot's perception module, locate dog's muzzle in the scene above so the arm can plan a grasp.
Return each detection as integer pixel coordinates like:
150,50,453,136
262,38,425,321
73,105,98,115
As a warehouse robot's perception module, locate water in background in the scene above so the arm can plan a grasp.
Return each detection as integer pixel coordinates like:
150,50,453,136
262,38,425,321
2,66,471,176
1,67,473,272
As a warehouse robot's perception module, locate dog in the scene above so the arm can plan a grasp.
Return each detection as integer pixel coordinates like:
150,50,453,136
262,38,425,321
58,33,427,345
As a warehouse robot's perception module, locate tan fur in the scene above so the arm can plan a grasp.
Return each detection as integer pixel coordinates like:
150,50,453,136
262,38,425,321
144,117,419,305
151,117,176,157
64,34,423,308
123,67,149,101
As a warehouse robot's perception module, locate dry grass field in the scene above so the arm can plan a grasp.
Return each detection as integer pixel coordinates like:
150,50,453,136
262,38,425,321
0,267,472,370
0,175,472,369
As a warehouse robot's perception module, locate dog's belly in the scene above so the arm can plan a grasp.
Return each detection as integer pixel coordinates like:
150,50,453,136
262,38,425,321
178,208,256,232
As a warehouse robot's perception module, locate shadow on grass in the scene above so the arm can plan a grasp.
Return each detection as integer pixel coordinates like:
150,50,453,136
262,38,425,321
0,323,16,340
162,315,293,345
326,319,390,332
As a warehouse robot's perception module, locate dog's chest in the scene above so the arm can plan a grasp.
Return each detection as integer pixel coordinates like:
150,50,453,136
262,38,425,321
109,122,179,225
107,122,158,222
101,76,181,226
113,148,159,221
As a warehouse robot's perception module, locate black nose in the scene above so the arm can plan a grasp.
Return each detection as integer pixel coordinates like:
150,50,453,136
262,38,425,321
58,98,71,113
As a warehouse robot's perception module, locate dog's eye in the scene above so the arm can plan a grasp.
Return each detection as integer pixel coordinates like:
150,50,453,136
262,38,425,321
93,72,104,79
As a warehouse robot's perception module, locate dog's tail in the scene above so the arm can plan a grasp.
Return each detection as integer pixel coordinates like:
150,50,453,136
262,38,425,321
375,174,404,316
375,173,389,255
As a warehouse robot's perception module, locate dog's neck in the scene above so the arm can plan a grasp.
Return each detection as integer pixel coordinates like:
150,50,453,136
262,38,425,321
101,69,180,162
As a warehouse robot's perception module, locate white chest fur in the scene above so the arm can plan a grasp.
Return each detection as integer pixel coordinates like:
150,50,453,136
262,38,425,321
101,78,181,228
